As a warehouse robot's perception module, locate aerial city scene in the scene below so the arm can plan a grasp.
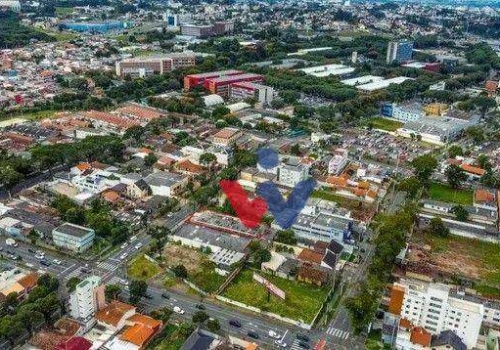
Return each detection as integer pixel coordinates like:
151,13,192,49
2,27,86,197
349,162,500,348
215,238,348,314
1,0,500,349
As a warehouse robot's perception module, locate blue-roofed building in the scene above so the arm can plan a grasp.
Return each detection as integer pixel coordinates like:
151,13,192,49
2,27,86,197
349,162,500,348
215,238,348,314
60,21,132,33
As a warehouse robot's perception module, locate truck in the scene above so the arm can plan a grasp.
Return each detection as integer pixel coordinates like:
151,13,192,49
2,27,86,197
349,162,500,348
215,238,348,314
5,238,18,247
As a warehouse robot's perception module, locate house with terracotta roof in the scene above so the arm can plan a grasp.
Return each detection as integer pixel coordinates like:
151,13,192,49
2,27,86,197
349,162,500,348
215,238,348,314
0,268,38,299
115,103,164,123
118,314,162,349
96,301,136,331
297,263,329,286
211,127,243,146
175,159,206,175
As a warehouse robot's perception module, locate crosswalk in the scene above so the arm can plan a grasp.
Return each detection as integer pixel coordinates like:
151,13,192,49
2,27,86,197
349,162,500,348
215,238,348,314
96,261,119,272
290,339,305,350
326,327,350,340
64,268,82,280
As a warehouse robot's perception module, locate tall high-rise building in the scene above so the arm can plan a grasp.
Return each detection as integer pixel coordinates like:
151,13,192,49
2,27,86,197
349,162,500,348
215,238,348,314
69,275,106,329
386,40,414,64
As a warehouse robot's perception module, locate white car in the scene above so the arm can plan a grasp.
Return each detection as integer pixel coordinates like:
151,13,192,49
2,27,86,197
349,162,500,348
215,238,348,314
134,242,142,250
120,242,128,249
120,253,128,260
53,259,62,265
173,306,185,315
274,340,287,348
268,330,281,339
35,254,45,260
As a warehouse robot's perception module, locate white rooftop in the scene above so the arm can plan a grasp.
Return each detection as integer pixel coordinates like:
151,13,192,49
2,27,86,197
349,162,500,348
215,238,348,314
356,77,414,92
341,75,384,86
298,64,355,77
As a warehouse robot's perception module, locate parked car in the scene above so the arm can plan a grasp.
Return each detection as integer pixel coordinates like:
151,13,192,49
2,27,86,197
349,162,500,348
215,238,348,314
247,331,259,339
297,334,310,342
229,319,241,328
53,259,62,265
28,248,36,254
161,293,170,299
274,340,287,348
173,306,185,314
195,304,206,310
268,330,281,339
40,260,50,266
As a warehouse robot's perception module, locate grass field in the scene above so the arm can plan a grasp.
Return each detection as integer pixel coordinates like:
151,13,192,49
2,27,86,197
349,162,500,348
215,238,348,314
147,323,192,350
427,182,473,205
368,117,404,132
127,254,162,280
164,244,226,293
222,269,329,323
55,7,74,16
410,231,500,291
312,189,361,209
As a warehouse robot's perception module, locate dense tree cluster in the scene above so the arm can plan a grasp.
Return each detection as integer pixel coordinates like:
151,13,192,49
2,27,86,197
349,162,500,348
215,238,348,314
0,11,55,48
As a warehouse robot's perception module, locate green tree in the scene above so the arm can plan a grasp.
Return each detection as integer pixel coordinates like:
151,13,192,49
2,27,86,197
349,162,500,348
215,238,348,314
410,154,438,184
477,154,492,170
429,217,450,237
172,264,188,279
452,205,469,222
275,229,297,245
344,286,379,334
199,153,217,166
445,164,467,189
0,165,23,196
447,145,463,158
144,153,158,167
466,126,485,144
207,318,220,332
212,105,230,119
290,144,301,156
192,311,209,323
397,176,421,199
37,274,59,293
105,284,122,301
129,280,148,305
66,277,81,293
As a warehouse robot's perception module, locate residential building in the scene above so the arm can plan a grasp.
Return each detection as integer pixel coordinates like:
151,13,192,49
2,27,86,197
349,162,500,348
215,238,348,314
387,40,414,64
0,268,38,299
328,149,349,175
386,279,484,348
115,53,196,77
212,127,243,146
96,300,136,331
277,160,310,187
229,81,274,105
69,275,105,329
144,171,188,197
52,223,95,252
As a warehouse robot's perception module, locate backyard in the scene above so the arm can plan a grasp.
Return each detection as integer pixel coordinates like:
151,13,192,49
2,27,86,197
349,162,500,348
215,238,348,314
427,182,473,205
163,243,226,293
222,269,330,323
409,231,500,296
127,254,163,280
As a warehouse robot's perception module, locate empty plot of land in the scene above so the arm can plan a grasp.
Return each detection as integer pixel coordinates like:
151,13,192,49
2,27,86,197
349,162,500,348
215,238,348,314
427,183,473,205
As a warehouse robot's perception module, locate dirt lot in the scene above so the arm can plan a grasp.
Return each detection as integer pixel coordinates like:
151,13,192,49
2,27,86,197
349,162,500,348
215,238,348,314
164,244,204,273
408,230,500,287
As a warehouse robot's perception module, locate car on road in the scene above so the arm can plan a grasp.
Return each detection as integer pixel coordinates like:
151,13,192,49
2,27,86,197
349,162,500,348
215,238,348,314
268,330,281,339
40,260,51,266
161,293,170,299
134,242,142,250
28,248,36,253
144,294,153,300
173,306,185,314
195,304,205,310
120,253,128,260
53,259,62,265
247,331,259,340
298,341,310,349
81,267,90,274
229,319,241,328
129,236,137,243
120,242,128,249
297,334,310,342
274,340,287,348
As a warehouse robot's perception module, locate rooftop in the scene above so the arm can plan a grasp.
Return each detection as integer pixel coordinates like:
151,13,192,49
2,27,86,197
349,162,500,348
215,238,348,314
54,223,94,238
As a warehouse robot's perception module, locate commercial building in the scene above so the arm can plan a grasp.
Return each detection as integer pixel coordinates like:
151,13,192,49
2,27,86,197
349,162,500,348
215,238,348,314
382,102,424,122
396,115,477,144
115,53,196,77
288,211,354,244
213,21,235,35
143,171,188,197
204,73,264,98
357,77,414,93
69,275,105,329
212,127,243,146
297,64,355,77
0,0,20,11
184,70,243,90
52,223,95,252
180,24,214,38
386,40,414,64
229,81,274,105
60,21,130,33
385,278,485,349
341,75,385,86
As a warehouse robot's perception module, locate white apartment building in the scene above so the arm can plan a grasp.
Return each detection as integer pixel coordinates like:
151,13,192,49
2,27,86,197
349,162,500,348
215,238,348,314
52,223,95,252
328,149,349,175
277,162,310,188
388,279,484,349
69,275,105,329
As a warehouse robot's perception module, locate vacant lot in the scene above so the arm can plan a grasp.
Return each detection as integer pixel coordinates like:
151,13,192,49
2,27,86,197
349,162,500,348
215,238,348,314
409,231,500,293
427,183,473,205
127,254,162,280
222,269,329,323
163,243,226,293
368,117,404,132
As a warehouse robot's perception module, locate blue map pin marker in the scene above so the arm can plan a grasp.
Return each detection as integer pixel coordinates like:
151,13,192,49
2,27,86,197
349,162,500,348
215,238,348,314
257,148,279,169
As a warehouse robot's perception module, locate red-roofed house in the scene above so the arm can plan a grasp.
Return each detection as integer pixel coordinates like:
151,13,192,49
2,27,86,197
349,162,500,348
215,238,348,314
55,337,92,350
